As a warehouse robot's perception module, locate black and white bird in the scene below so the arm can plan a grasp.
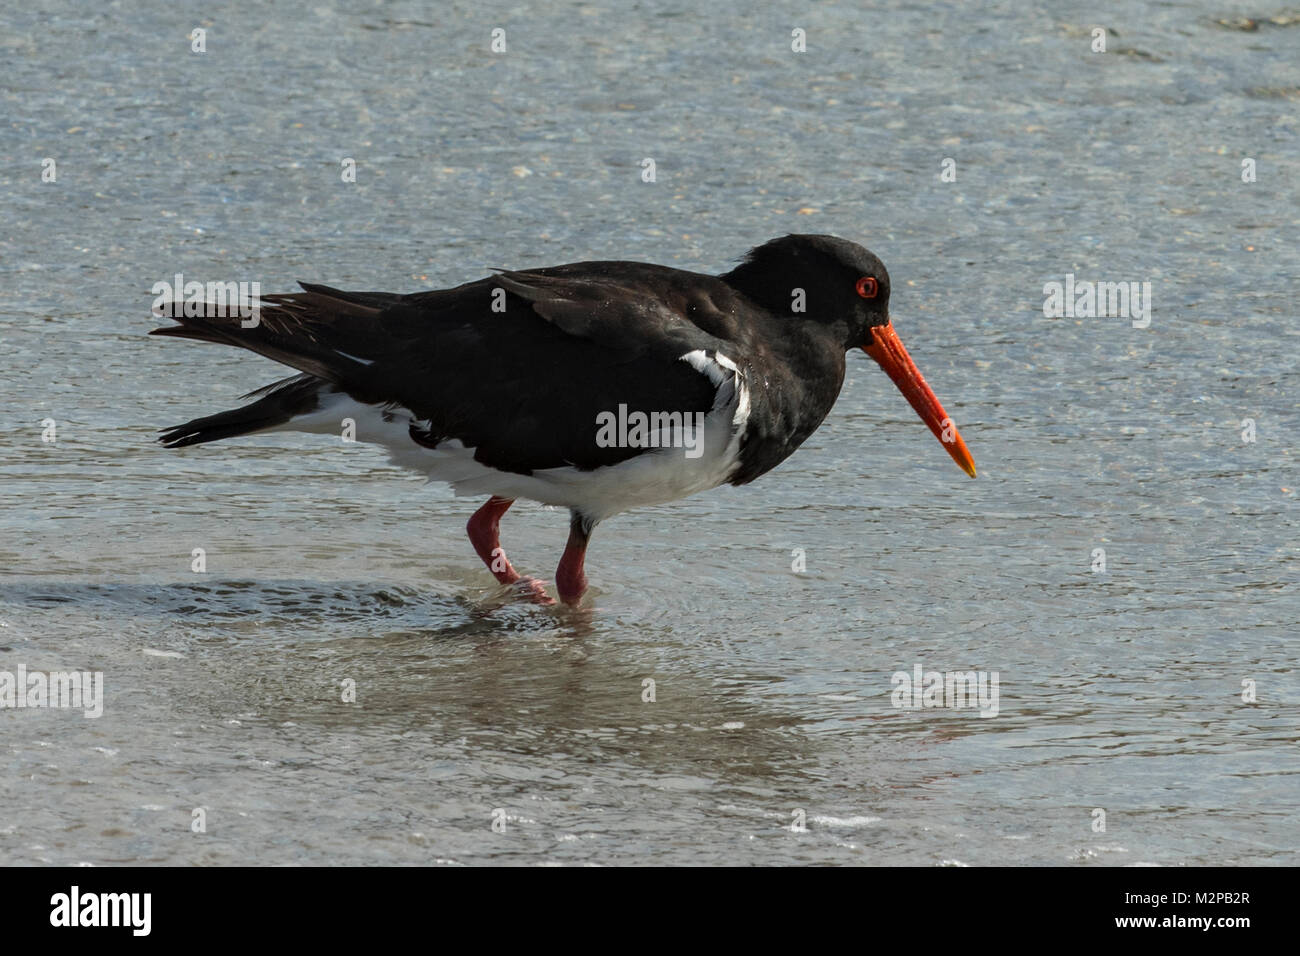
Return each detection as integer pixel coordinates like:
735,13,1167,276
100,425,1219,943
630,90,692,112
152,235,976,605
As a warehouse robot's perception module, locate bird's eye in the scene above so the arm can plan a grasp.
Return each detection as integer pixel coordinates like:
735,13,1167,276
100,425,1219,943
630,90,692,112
855,276,879,299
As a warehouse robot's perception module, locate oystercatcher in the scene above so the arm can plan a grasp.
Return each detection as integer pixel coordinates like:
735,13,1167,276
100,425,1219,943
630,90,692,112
152,235,976,605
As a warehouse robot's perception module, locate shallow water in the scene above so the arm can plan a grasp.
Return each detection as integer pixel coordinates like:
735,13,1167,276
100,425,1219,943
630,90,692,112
0,0,1296,865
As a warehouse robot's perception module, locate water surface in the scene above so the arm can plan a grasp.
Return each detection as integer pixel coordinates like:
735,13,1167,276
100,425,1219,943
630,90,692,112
0,0,1296,864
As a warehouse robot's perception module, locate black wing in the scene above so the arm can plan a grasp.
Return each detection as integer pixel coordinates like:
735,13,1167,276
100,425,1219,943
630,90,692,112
151,266,744,473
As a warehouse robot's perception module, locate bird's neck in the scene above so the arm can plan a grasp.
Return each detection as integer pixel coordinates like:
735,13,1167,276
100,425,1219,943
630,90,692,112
720,259,790,315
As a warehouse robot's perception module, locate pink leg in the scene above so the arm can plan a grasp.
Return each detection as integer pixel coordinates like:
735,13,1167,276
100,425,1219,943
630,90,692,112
467,496,520,584
466,497,554,604
556,515,594,605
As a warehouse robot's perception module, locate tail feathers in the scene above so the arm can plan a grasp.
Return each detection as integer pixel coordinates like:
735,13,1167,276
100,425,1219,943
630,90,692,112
149,316,343,386
152,282,406,446
149,282,403,389
158,374,326,448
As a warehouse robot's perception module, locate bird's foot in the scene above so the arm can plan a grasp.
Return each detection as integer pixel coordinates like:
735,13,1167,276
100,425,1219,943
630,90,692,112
510,576,557,606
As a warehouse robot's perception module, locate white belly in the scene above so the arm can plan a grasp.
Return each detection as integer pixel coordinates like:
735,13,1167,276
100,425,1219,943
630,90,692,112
270,350,750,521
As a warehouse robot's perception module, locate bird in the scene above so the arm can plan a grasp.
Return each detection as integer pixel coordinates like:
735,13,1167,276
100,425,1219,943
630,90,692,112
151,234,976,605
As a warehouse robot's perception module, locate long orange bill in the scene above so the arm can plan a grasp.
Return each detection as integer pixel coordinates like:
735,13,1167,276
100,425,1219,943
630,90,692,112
863,320,977,478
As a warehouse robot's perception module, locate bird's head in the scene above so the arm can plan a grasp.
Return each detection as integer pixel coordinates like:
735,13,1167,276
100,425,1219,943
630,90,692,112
725,234,976,478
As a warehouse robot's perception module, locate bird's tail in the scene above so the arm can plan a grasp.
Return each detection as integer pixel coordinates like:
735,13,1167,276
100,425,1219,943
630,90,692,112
151,281,408,446
156,374,327,448
148,282,398,386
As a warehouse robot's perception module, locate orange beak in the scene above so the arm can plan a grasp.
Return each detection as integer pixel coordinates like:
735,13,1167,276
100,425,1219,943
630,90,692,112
863,321,977,478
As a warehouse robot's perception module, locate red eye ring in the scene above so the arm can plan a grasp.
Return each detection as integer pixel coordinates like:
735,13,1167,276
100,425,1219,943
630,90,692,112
856,276,879,299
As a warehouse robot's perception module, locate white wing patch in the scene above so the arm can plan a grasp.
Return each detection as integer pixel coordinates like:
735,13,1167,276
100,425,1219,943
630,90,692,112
679,348,751,426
